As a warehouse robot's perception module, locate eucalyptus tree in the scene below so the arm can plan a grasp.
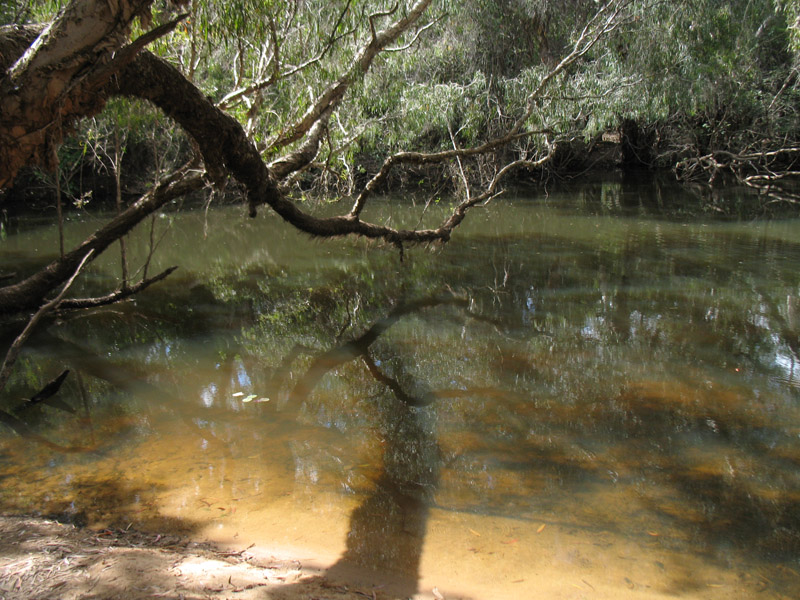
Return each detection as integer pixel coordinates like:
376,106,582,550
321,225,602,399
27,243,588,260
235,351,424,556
371,0,800,182
0,0,636,315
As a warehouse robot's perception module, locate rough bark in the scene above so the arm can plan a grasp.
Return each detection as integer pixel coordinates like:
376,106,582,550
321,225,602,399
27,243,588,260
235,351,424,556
0,0,154,188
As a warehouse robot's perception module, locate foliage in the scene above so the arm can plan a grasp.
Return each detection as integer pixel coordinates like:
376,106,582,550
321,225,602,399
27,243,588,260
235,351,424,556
6,0,800,200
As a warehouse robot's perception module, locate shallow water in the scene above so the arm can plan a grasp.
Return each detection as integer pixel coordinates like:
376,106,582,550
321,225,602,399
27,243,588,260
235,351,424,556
1,177,800,599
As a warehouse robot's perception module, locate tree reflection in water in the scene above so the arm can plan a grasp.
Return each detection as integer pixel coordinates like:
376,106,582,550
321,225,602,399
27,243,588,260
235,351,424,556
3,192,800,598
288,296,455,595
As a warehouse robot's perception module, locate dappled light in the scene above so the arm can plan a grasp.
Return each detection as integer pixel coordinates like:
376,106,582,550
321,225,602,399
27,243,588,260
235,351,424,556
2,178,799,598
2,1,799,598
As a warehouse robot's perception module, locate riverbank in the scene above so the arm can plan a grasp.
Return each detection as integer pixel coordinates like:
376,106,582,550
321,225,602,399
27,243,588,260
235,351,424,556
0,514,403,600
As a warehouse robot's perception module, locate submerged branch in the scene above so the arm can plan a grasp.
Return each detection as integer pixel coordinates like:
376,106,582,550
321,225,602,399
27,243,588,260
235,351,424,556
0,251,93,395
57,266,179,310
16,369,72,412
0,163,203,315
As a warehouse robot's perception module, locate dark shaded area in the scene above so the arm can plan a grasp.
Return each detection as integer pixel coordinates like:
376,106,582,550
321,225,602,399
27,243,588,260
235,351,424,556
15,369,72,413
287,297,449,596
620,118,655,169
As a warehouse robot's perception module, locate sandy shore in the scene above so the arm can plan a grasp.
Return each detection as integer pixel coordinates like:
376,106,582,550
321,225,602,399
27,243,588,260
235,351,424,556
0,514,412,600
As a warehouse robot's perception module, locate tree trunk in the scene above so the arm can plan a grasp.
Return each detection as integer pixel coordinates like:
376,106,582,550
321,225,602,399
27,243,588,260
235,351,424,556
620,118,654,169
0,0,153,188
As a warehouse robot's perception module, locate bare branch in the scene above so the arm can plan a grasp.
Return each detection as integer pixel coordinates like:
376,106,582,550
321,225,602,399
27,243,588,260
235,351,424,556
369,2,400,41
217,15,281,111
348,129,552,217
219,7,359,114
0,163,203,315
270,0,432,150
385,15,443,52
57,266,179,310
0,250,93,396
675,147,800,183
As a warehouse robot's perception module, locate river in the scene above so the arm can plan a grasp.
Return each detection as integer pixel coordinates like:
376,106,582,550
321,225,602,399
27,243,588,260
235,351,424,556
1,176,799,599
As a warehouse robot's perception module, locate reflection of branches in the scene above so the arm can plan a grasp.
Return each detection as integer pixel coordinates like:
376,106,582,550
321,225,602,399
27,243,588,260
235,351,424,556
286,290,520,410
0,251,95,452
288,295,467,405
299,294,448,594
753,285,800,364
361,352,433,407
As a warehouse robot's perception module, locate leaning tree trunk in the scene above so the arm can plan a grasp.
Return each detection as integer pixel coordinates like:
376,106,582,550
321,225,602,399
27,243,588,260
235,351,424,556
0,0,437,314
0,0,153,188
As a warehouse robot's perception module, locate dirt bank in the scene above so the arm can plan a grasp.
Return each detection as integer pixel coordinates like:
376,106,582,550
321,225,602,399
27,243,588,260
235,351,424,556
0,515,406,600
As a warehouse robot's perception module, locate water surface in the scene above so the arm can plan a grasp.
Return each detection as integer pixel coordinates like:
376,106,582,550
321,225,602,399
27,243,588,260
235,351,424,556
1,177,799,599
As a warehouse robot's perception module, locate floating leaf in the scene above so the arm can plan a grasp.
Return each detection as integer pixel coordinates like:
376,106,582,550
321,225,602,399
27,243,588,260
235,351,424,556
232,392,244,397
242,394,257,402
253,397,270,403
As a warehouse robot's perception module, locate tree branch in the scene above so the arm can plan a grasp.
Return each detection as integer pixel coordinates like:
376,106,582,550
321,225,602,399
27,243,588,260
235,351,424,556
0,250,93,395
385,15,443,52
0,163,203,314
268,107,333,180
57,266,179,310
269,0,432,151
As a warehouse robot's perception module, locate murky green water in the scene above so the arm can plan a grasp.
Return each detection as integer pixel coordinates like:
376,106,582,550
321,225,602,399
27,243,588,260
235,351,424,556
1,177,800,599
